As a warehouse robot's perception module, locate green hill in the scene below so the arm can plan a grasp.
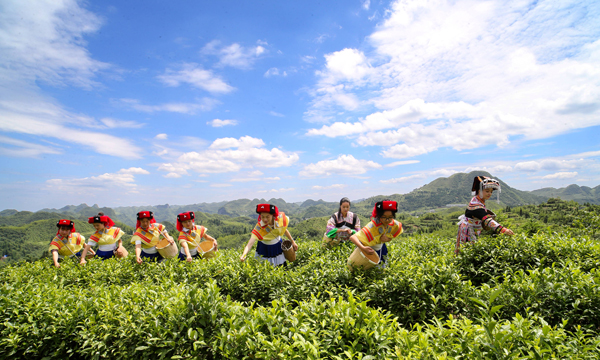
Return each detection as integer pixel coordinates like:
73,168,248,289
530,184,600,204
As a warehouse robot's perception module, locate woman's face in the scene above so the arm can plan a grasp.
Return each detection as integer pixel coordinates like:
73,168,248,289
481,188,494,200
181,219,194,230
93,223,105,231
58,226,71,237
380,210,394,224
140,218,151,229
260,213,274,225
340,202,350,216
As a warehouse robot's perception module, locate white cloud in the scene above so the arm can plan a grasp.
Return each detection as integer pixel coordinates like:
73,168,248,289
257,188,295,193
542,171,578,180
312,184,347,190
155,133,168,140
264,68,288,77
300,155,382,177
207,119,238,127
362,0,371,10
385,160,420,167
201,40,267,69
157,136,299,176
0,135,61,158
210,183,233,188
120,98,220,114
100,118,144,129
269,111,285,117
304,0,600,157
157,63,234,93
46,167,150,192
380,174,425,184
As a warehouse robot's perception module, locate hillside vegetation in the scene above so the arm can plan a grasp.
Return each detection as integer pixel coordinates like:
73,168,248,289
1,203,599,358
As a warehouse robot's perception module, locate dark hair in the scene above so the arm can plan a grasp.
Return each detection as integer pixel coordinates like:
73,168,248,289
374,199,396,219
337,197,351,218
98,212,104,216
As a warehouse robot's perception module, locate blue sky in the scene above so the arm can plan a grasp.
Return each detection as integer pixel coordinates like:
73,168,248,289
1,0,600,211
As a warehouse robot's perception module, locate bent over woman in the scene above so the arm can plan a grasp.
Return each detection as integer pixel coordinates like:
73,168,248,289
49,219,90,268
132,211,174,263
240,204,298,266
455,176,514,254
80,213,124,264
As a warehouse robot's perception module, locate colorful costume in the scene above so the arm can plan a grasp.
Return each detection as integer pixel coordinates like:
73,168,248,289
456,176,508,254
251,204,289,266
352,200,403,268
176,211,214,260
324,211,360,242
132,210,170,261
49,219,85,259
87,215,123,260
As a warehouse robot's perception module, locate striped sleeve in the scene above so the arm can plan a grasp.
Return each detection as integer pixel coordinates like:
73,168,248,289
392,222,403,238
49,241,60,252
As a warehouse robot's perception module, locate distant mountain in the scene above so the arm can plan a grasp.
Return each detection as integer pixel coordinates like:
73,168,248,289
530,184,600,204
10,171,600,227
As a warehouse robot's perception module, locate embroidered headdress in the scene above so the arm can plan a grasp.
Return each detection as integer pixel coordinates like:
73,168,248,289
88,214,115,228
176,211,194,232
136,211,156,229
471,176,501,203
56,219,75,235
372,200,398,219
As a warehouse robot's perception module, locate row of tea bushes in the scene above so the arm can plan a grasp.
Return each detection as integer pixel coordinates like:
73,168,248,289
1,280,599,359
1,232,599,331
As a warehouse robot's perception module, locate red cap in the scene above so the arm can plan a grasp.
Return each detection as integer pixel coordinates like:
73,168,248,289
56,219,75,235
136,211,156,229
372,200,398,218
256,203,278,220
176,211,195,232
88,215,115,229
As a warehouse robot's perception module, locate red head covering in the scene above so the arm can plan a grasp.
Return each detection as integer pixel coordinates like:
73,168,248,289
56,219,75,235
136,211,156,229
372,200,398,218
176,211,195,232
256,203,278,221
88,215,115,229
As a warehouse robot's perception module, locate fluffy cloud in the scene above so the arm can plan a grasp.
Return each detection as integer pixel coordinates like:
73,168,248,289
207,119,238,127
300,155,382,177
542,172,578,180
264,68,287,77
46,167,150,193
202,40,266,69
312,184,347,190
157,63,235,93
304,0,600,158
119,98,219,114
158,136,299,177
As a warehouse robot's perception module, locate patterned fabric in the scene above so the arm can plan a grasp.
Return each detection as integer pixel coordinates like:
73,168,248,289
49,233,85,257
355,220,403,247
178,225,207,251
455,196,504,254
325,211,360,240
251,213,289,242
131,223,166,249
88,227,123,246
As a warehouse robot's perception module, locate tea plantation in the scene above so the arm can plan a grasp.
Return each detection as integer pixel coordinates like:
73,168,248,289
1,203,599,358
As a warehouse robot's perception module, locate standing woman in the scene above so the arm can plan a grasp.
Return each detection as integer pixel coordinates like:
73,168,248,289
49,219,91,268
176,211,218,262
348,200,403,269
456,176,514,254
240,204,298,266
132,211,175,263
323,197,361,247
80,212,124,264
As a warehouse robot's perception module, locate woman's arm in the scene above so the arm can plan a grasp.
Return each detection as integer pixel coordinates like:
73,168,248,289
204,233,218,250
348,234,374,255
135,244,143,264
79,244,91,264
181,241,192,262
284,229,298,251
51,250,60,268
240,237,256,261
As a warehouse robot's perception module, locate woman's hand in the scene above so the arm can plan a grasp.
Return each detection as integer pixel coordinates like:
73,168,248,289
168,236,175,245
291,240,298,251
136,257,143,264
79,259,87,265
186,256,193,262
380,234,391,243
213,241,218,250
240,255,246,262
502,228,515,236
361,245,375,255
